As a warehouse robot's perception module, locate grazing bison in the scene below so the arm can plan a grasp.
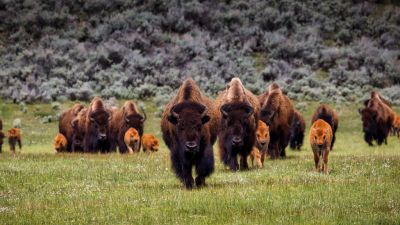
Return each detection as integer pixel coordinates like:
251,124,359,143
59,103,84,152
310,119,333,174
259,83,294,159
216,78,259,171
53,133,68,153
142,134,159,152
84,97,111,153
8,128,22,153
124,128,140,154
290,110,306,150
109,101,146,153
0,130,4,153
359,92,395,146
250,120,270,168
311,104,339,150
161,78,218,189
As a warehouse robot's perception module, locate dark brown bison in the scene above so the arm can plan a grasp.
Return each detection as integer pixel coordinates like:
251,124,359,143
216,78,259,171
259,83,294,159
70,108,87,152
108,101,146,153
290,110,306,150
84,97,111,153
359,92,395,146
8,128,22,154
161,78,218,189
0,130,4,153
311,104,339,150
58,103,84,152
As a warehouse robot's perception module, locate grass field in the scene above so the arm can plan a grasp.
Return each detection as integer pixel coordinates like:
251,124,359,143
0,100,399,225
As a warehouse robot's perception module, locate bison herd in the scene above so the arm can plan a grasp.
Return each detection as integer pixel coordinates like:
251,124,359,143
0,77,399,189
55,97,160,154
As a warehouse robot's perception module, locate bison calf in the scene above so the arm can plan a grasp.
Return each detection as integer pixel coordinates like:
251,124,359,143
54,133,68,153
8,128,22,154
142,134,159,152
249,120,270,168
124,128,140,154
311,104,339,150
310,119,333,174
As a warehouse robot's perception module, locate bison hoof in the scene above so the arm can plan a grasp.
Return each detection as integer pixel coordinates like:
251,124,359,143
195,177,206,187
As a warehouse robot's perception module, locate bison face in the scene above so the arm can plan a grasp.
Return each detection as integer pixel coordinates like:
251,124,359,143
359,108,378,134
167,102,210,153
256,122,269,148
220,102,254,147
152,139,159,151
312,129,328,150
90,111,111,141
260,92,280,126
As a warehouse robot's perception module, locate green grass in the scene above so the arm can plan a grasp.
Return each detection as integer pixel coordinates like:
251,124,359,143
0,100,399,225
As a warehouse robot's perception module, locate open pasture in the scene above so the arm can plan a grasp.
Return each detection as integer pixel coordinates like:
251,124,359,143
0,100,399,224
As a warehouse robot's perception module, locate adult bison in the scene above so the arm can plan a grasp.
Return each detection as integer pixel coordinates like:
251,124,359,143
359,92,395,146
71,108,87,152
290,110,306,150
84,97,111,153
216,78,259,171
161,78,218,189
108,101,146,153
259,83,294,159
311,104,339,150
59,103,84,152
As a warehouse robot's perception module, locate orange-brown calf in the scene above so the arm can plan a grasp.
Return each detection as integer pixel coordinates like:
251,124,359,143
124,128,140,154
142,134,159,152
8,128,22,153
309,119,333,174
249,120,270,168
54,133,68,153
392,115,400,138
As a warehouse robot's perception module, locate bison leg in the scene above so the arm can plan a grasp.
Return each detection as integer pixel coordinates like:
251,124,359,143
322,150,329,175
0,144,2,153
330,134,336,150
195,146,214,187
313,151,320,172
228,154,239,171
182,162,194,189
239,154,249,171
117,137,128,154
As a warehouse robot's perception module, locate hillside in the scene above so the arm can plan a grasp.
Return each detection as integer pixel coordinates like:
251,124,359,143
0,0,399,106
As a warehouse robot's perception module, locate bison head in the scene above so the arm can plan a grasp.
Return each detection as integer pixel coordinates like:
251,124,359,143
359,107,378,135
256,120,269,149
89,110,111,141
123,107,146,133
311,126,329,151
167,102,210,153
260,92,280,126
220,102,254,147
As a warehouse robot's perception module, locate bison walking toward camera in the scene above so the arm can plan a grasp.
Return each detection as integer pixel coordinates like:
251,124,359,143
249,120,270,168
161,78,218,189
359,91,395,146
58,103,84,152
142,134,159,152
310,119,333,174
216,78,259,171
124,128,140,154
311,104,339,150
259,83,294,159
8,128,22,154
290,110,306,150
84,97,111,153
109,101,146,153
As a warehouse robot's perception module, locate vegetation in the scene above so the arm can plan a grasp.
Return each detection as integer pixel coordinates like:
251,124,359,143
0,0,400,106
0,100,399,224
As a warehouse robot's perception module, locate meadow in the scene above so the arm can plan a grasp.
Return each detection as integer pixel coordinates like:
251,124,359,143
0,99,399,225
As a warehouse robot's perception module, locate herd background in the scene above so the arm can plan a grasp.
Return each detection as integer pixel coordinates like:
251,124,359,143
0,0,399,111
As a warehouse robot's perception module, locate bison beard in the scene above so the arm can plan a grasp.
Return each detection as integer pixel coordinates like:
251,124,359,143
219,102,255,171
164,102,214,189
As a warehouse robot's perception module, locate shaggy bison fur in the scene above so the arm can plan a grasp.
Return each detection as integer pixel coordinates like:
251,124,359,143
161,78,218,189
216,78,259,171
58,103,84,152
259,83,294,159
109,101,146,153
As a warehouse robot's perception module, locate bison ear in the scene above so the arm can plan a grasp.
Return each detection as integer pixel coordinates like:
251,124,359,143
220,104,230,118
